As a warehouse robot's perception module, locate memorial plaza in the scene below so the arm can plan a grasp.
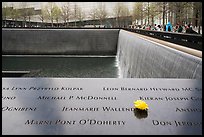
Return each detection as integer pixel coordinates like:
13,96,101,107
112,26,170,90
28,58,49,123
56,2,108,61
2,2,202,135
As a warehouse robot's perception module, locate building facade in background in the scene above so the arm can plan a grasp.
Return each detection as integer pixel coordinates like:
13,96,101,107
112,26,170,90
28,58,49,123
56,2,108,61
2,2,202,31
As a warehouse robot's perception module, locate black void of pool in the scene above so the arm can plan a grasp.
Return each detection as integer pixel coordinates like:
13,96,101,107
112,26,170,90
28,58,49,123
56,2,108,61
2,29,202,79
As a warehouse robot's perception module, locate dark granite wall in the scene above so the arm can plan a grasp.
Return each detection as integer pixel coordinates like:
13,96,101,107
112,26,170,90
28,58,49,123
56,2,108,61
2,28,202,78
2,29,119,55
